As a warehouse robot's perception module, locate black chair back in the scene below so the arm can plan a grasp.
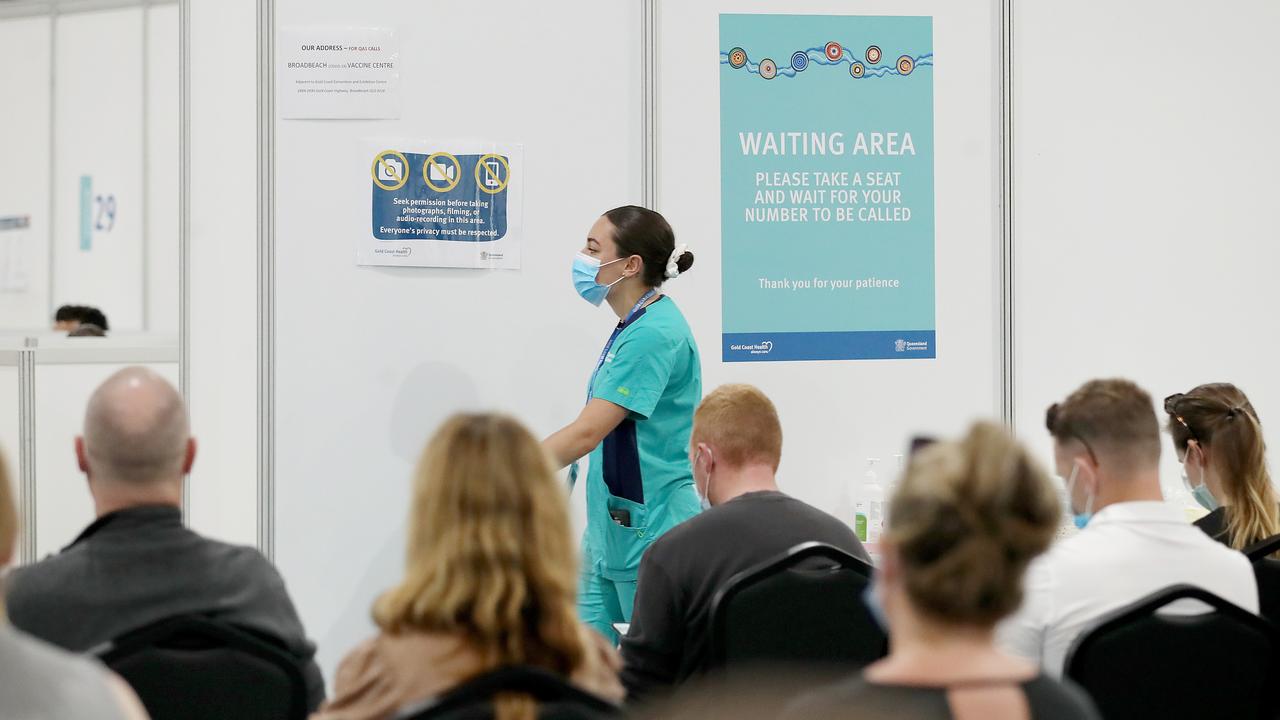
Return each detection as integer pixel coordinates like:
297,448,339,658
97,615,308,720
1064,584,1280,720
399,665,621,719
708,541,887,672
1244,533,1280,629
1245,533,1280,562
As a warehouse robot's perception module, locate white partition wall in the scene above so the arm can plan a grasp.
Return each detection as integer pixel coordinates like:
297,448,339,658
184,0,260,546
146,4,181,335
271,0,644,676
0,3,179,335
1011,0,1280,493
0,15,52,329
657,0,1003,512
53,8,147,330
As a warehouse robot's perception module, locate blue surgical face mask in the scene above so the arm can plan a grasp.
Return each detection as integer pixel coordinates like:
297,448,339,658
694,448,712,511
862,578,889,634
1065,463,1094,529
572,253,626,306
1182,449,1220,512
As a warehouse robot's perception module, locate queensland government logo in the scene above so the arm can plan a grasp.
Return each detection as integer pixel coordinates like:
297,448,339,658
895,338,929,353
729,340,773,355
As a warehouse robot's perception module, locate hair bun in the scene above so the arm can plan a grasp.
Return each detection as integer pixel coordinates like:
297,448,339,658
665,244,692,279
892,421,1061,627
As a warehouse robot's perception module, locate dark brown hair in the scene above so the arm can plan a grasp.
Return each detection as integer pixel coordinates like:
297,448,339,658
1045,379,1161,469
604,205,693,287
1166,383,1279,551
889,422,1060,626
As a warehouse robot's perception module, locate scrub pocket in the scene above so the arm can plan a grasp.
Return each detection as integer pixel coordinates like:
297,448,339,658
602,492,650,580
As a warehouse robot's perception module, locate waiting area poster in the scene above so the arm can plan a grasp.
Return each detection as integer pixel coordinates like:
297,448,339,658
720,14,935,362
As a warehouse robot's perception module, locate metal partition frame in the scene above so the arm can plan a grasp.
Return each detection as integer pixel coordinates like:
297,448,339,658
998,0,1014,429
255,0,275,560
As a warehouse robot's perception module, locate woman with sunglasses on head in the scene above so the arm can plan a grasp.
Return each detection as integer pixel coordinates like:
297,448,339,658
1165,384,1280,551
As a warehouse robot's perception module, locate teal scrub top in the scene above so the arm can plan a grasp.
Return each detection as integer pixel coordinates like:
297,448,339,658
583,296,702,582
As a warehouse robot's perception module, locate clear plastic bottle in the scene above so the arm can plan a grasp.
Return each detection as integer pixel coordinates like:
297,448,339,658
886,452,905,526
852,480,869,543
863,458,884,545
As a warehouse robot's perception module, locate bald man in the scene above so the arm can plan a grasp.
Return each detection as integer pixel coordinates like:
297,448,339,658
5,367,325,709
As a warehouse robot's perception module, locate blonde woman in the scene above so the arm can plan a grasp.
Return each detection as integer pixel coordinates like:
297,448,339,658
787,423,1099,720
1165,383,1280,551
315,414,623,720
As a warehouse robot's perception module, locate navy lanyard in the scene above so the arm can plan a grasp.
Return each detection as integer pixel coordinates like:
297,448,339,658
585,288,657,404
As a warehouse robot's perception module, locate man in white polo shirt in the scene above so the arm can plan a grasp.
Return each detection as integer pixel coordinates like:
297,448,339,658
998,378,1258,677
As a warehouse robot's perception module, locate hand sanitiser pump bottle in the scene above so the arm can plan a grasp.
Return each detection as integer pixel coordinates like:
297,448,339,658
862,458,884,545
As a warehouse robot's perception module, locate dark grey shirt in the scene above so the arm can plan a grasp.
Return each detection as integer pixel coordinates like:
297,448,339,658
4,505,324,708
620,490,869,703
785,674,1101,720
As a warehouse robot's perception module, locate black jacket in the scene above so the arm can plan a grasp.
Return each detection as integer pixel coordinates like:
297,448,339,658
4,505,325,708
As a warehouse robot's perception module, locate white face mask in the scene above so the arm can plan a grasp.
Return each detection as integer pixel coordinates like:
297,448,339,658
694,448,713,511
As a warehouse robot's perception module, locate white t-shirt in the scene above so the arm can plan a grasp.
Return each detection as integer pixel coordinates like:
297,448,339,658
0,623,130,720
997,500,1259,677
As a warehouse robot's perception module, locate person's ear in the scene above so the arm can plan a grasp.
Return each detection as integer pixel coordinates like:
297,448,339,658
1187,440,1206,468
625,254,643,279
1079,455,1102,496
182,438,197,475
75,436,90,475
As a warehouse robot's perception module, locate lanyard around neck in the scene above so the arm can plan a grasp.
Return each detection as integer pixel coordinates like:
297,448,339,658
585,288,657,404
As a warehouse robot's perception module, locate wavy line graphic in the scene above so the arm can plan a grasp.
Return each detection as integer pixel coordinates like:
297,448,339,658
722,46,933,80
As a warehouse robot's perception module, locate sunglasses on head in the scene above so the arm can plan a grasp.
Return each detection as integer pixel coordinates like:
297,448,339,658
1164,393,1198,441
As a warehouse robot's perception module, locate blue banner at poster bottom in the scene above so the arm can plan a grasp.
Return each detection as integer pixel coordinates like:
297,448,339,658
722,330,936,362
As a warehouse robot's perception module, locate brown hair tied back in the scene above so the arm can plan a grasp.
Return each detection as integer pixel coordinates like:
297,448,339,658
1165,383,1279,553
889,422,1060,627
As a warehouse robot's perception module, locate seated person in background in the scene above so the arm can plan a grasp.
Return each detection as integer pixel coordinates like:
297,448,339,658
1165,383,1280,550
81,306,110,333
786,422,1098,719
0,450,149,720
620,383,869,704
5,367,324,709
52,304,109,334
53,304,87,331
69,324,106,337
998,378,1259,677
314,413,623,720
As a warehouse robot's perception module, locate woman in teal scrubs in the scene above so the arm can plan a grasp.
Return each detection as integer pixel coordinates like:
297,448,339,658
545,205,702,640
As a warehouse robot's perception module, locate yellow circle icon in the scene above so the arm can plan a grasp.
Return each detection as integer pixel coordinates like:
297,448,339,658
370,150,410,191
423,152,462,192
474,153,511,195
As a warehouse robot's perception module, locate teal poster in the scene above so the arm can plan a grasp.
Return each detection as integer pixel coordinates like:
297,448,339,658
720,14,935,362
